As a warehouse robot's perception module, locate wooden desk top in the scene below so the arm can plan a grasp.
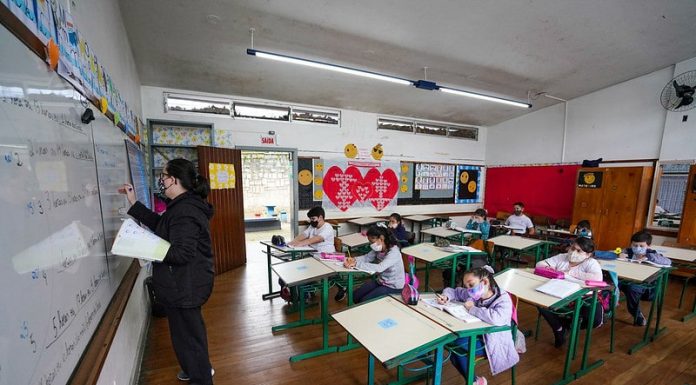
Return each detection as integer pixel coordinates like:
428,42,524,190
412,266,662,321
271,257,335,286
259,241,315,252
598,259,663,282
495,269,585,309
338,232,370,248
406,294,494,333
404,215,434,222
313,255,373,275
401,243,460,263
347,217,386,226
653,246,696,263
331,296,452,365
488,235,542,250
421,227,461,238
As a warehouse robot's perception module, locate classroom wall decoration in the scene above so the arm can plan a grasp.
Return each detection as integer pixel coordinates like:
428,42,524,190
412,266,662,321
321,160,400,212
398,162,414,199
455,165,482,204
208,163,236,189
577,171,603,188
297,157,322,210
313,159,325,201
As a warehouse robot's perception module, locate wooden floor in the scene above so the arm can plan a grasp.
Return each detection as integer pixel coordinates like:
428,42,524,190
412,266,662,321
139,243,696,385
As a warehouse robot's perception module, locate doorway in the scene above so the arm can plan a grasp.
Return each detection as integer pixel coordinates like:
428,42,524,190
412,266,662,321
238,148,297,243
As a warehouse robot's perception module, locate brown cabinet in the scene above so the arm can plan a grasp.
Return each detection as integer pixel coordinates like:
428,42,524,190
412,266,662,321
678,165,696,245
571,167,654,250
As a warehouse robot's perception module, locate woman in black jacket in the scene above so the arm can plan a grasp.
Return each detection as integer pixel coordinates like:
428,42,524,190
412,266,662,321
121,158,215,385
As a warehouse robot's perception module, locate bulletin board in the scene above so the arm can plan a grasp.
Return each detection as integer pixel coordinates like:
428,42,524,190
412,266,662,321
397,162,482,205
298,157,322,210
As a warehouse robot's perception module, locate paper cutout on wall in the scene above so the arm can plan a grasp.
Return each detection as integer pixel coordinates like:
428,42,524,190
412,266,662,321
454,165,482,204
344,143,358,158
371,143,384,160
322,161,399,212
209,163,236,189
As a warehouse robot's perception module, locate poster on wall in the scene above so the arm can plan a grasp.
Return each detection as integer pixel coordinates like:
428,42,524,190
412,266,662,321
209,163,236,189
321,159,400,212
454,165,482,204
577,171,603,188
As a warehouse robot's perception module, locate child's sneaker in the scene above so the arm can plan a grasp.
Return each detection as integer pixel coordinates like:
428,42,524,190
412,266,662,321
553,327,566,348
334,287,347,302
474,376,488,385
177,368,215,381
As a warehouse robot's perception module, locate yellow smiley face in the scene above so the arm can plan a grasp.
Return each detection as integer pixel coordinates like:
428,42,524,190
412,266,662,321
314,162,324,172
583,173,596,184
344,143,358,158
467,181,477,193
371,144,384,160
401,175,408,183
400,185,408,193
314,190,324,199
314,176,323,186
298,169,313,186
401,164,409,172
460,172,469,184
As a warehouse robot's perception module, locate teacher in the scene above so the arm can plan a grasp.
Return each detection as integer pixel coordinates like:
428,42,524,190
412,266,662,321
120,158,215,385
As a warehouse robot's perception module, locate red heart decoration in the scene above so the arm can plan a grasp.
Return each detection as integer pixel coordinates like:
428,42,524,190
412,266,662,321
364,168,399,211
322,165,362,211
351,181,372,202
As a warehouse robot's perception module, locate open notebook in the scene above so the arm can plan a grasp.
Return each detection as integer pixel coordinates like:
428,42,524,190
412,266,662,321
111,218,170,262
422,298,480,323
535,279,582,299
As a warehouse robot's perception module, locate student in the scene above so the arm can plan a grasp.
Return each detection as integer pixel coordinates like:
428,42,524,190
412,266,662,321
388,213,410,246
465,208,491,241
437,266,519,385
121,158,215,384
535,237,603,347
343,225,405,303
619,230,672,326
441,209,491,286
504,202,535,235
573,220,593,238
287,206,335,252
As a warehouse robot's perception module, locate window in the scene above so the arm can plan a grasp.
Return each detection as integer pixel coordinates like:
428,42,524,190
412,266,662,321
292,108,339,124
649,162,691,230
233,102,289,121
378,117,479,140
165,94,230,115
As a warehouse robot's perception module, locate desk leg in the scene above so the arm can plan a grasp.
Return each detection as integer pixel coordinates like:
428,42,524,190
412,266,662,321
450,255,458,288
368,354,375,385
682,286,696,322
289,278,338,362
628,276,660,354
432,344,444,385
339,274,361,352
425,263,431,291
553,302,582,385
466,337,476,385
535,245,542,265
651,270,669,340
262,244,280,300
575,291,604,379
273,286,315,332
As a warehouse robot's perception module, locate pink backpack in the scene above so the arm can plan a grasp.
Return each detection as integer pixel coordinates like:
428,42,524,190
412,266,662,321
401,256,419,305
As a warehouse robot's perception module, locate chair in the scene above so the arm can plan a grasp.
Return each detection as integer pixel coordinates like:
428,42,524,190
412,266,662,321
554,218,571,229
496,211,511,221
662,241,696,308
532,215,550,228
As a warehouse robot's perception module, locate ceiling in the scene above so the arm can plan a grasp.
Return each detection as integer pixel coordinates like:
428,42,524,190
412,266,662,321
118,0,696,126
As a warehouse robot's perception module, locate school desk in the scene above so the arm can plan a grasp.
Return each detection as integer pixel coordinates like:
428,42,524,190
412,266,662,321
597,259,671,354
406,293,514,385
348,217,386,232
403,214,435,235
495,268,604,385
271,257,338,362
260,241,315,300
488,235,544,268
654,246,696,322
401,243,486,289
338,232,370,252
419,226,464,244
332,296,455,385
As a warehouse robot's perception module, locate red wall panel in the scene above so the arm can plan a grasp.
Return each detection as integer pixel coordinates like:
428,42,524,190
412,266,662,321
484,165,581,222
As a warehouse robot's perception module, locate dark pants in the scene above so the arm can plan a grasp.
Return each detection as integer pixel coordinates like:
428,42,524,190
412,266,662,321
450,336,485,379
166,306,213,385
620,283,655,320
539,300,603,332
353,280,402,303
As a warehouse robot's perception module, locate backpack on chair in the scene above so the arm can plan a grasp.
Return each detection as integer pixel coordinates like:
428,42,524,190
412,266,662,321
402,255,420,305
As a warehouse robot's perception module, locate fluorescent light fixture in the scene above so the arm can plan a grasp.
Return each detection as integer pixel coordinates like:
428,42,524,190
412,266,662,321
247,48,532,108
439,87,531,108
247,49,412,86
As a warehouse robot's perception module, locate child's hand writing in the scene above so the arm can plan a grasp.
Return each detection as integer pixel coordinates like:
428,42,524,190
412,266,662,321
464,300,475,310
343,257,356,268
436,294,449,305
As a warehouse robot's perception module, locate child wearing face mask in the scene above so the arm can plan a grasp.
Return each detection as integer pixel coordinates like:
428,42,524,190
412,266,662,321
437,266,519,385
465,209,491,241
388,213,410,247
287,206,335,253
535,237,603,347
618,230,671,326
573,220,593,239
343,225,405,303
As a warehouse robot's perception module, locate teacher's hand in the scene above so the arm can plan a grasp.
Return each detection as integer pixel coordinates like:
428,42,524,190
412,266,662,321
118,183,137,205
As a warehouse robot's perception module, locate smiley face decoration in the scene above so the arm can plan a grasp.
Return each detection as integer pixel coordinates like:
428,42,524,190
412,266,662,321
371,143,384,160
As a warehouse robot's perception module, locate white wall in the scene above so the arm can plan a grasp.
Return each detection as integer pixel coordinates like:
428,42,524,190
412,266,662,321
142,86,488,218
486,64,696,165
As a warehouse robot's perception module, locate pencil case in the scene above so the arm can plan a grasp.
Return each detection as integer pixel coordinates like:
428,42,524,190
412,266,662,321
584,280,607,287
534,266,564,279
320,252,345,261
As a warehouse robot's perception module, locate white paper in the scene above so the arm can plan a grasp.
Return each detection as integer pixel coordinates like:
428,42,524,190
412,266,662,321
423,298,481,323
535,279,581,299
111,218,170,262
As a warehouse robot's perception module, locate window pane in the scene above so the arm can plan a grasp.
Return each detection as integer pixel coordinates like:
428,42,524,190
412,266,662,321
651,163,690,230
233,103,289,121
447,126,478,140
166,95,230,115
292,108,339,124
415,123,447,136
378,118,413,133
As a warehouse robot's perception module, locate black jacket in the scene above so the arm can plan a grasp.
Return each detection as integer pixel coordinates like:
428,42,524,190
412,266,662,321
128,192,215,307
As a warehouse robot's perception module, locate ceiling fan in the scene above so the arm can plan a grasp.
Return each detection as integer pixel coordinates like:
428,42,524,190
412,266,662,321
660,70,696,112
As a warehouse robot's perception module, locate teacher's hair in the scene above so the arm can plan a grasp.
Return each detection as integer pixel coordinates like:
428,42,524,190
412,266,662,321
166,158,210,199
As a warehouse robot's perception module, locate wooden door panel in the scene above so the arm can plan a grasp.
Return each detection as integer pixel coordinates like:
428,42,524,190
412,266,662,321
678,165,696,245
198,146,247,274
597,168,643,249
572,168,606,247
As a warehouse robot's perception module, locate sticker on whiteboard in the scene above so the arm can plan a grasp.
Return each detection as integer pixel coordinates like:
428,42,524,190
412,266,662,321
378,318,397,329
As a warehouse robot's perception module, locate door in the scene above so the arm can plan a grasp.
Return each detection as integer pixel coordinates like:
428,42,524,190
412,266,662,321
572,168,605,246
198,146,247,273
678,165,696,245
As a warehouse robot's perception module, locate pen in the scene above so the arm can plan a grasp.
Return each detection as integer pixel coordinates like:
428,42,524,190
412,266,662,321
429,286,444,300
545,259,551,267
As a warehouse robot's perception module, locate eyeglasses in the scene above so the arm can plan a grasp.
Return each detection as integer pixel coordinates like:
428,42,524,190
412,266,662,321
159,172,171,180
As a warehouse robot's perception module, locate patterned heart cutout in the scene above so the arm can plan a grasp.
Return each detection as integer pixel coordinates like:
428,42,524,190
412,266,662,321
322,165,362,211
364,168,399,211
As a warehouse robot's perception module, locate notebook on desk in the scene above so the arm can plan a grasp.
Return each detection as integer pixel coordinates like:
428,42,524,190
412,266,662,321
535,279,581,299
422,298,481,323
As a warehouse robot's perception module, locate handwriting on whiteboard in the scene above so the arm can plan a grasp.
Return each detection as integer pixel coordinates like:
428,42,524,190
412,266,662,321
0,95,83,133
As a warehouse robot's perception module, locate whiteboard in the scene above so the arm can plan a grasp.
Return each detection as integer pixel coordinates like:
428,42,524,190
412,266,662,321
0,25,130,385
